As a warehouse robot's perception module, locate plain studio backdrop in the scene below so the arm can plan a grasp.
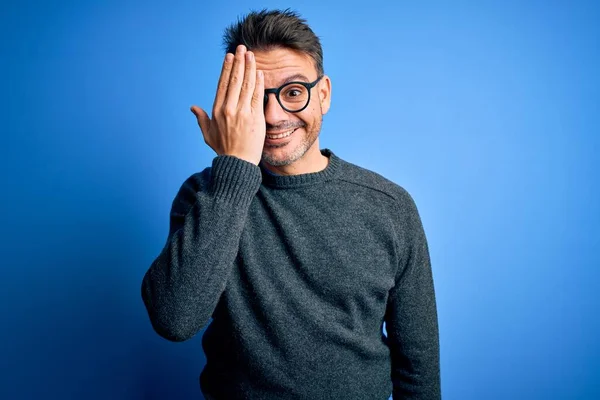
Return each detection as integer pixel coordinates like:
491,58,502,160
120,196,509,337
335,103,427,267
2,1,599,399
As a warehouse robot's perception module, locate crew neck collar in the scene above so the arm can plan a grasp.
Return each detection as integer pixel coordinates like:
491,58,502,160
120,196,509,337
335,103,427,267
260,148,340,188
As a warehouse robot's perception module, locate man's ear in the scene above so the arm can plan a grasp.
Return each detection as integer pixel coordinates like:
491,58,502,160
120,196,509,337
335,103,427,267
319,75,332,115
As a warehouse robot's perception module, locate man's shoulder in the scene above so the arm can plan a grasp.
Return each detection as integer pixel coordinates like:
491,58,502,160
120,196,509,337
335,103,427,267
181,166,211,190
335,155,415,207
171,167,212,204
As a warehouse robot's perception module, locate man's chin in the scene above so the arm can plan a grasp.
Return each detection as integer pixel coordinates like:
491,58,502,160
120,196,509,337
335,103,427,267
261,154,293,167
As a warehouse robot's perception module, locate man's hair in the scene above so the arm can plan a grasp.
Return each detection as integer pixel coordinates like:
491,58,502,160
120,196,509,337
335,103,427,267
223,8,324,76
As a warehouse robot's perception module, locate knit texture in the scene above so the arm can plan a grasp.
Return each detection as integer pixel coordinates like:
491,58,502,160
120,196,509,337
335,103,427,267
141,148,440,399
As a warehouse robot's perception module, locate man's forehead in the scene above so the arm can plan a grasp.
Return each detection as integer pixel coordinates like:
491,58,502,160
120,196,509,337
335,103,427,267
253,48,317,85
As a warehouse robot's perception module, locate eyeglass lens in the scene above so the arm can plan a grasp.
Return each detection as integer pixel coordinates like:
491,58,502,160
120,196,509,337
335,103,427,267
264,82,310,112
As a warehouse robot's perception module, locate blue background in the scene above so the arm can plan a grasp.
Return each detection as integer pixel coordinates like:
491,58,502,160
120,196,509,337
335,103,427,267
2,0,599,399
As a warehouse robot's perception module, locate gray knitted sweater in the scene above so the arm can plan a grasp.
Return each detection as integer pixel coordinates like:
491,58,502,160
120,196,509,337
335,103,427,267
141,148,440,399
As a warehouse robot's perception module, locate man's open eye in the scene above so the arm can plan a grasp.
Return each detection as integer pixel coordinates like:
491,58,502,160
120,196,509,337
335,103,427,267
282,85,306,101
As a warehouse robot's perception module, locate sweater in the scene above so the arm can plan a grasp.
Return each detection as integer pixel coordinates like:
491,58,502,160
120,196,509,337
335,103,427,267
141,148,440,399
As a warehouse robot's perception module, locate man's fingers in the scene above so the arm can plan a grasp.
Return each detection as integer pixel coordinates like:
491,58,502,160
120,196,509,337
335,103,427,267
251,70,265,113
213,53,234,112
224,45,247,110
190,105,210,136
239,51,256,108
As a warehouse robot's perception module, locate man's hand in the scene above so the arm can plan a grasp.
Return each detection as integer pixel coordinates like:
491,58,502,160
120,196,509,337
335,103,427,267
191,45,266,166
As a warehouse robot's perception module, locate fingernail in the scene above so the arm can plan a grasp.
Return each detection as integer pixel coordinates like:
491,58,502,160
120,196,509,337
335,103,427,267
246,52,253,61
225,53,233,62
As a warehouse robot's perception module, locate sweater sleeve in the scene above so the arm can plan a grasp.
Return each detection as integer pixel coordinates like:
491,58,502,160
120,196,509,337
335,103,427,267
386,190,441,399
141,155,262,342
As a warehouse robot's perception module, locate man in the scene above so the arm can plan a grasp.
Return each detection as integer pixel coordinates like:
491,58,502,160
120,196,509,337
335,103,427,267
141,9,440,400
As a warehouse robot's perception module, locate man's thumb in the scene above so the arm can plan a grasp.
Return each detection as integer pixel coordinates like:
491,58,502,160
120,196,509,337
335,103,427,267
190,105,210,134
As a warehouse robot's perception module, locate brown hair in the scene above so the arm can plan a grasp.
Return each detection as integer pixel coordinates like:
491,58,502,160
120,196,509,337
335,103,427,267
223,8,324,76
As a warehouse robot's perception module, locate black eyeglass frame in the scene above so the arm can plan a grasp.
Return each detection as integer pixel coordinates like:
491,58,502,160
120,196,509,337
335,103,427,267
263,75,324,113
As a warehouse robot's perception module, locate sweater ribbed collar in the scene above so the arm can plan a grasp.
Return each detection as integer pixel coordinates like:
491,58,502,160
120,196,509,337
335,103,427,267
259,148,340,188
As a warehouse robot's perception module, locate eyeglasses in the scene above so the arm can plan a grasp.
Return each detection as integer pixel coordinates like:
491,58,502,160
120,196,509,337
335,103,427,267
263,76,323,113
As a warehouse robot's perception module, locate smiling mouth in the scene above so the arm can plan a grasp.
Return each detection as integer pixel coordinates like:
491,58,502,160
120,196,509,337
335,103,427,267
266,128,297,140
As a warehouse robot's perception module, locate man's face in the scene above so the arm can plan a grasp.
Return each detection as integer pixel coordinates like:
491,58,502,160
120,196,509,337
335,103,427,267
253,47,331,167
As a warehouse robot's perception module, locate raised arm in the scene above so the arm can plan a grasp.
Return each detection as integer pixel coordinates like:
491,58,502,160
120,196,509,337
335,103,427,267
142,44,267,342
141,157,261,342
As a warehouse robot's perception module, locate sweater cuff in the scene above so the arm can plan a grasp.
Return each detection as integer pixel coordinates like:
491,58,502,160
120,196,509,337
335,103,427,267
209,155,262,206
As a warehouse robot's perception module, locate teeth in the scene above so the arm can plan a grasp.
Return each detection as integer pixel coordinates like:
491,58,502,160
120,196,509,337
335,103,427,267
267,128,295,139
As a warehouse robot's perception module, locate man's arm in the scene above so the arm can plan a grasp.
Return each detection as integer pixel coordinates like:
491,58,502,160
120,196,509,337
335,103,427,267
386,190,441,399
141,155,261,342
142,45,266,343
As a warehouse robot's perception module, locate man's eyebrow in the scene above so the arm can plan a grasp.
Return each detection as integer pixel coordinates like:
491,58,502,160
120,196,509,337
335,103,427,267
277,73,310,86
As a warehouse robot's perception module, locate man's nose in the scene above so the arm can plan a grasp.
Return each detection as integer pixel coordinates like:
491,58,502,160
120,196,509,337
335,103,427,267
263,93,288,124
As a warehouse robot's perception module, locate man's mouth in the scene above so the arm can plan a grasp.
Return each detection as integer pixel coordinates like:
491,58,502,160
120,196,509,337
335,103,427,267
266,128,298,140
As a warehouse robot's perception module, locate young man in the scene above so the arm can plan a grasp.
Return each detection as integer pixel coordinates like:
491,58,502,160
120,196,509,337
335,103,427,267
141,9,440,400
